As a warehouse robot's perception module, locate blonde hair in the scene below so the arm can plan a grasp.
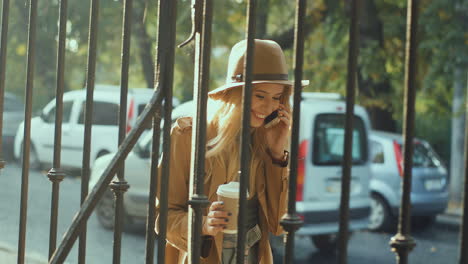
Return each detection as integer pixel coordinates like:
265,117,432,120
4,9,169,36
205,85,292,195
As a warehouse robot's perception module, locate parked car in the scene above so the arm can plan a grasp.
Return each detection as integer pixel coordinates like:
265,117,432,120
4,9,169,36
291,93,371,252
13,85,178,170
368,130,449,231
90,92,372,253
90,129,153,228
2,92,25,159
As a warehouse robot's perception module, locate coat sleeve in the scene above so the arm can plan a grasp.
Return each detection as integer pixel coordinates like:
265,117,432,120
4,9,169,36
263,153,289,236
155,122,192,252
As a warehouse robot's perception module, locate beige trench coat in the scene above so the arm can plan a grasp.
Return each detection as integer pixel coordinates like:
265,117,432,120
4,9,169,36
155,117,289,264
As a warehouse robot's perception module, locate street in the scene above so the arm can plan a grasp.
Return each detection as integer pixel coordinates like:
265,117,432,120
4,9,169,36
0,162,461,263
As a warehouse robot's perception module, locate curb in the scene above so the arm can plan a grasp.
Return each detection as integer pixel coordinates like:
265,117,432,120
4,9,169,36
435,212,462,230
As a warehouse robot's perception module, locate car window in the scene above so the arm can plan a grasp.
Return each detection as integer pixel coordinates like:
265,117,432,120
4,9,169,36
313,114,368,165
413,143,440,167
370,140,384,164
138,104,146,116
133,129,164,158
43,101,74,124
78,101,119,126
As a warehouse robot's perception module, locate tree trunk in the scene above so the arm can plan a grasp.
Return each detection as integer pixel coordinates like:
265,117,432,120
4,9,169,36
449,69,467,203
255,0,269,38
133,1,155,88
357,0,396,132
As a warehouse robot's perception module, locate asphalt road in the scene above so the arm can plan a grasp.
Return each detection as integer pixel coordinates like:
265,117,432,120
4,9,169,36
0,161,154,263
0,162,462,263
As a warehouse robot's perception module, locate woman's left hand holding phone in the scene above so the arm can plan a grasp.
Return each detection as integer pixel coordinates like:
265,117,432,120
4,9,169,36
203,201,230,236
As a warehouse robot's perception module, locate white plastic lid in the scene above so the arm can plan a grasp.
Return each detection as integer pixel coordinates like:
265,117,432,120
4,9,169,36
216,182,240,199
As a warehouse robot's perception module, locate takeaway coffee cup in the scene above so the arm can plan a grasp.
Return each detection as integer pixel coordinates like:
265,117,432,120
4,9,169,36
216,182,240,234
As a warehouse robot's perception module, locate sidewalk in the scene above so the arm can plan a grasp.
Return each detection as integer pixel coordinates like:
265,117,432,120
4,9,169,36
0,242,48,264
0,208,463,264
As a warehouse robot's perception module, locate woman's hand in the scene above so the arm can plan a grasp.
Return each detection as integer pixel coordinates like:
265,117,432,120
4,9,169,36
203,201,230,236
265,104,291,159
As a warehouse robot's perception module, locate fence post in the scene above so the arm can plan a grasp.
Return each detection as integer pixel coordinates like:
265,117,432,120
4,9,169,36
279,0,306,263
17,0,39,262
389,0,419,263
0,0,10,170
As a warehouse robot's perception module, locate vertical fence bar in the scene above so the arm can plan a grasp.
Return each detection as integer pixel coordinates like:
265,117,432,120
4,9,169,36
145,111,162,264
155,0,178,263
145,1,181,261
17,0,38,263
142,1,166,258
78,0,100,262
279,0,306,263
0,0,10,170
389,0,418,263
236,0,256,262
111,0,134,262
47,0,68,259
337,1,361,263
144,0,163,261
187,0,213,263
459,80,468,264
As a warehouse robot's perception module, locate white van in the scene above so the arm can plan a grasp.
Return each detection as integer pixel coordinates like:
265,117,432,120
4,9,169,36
294,92,371,252
13,85,177,170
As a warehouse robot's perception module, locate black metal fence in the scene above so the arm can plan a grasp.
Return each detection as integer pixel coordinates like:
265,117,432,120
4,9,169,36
0,0,467,263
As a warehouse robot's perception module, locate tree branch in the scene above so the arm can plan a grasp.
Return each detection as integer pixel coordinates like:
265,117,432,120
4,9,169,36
266,7,327,50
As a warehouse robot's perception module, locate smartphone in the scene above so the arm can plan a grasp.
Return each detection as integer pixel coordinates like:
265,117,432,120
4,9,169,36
264,110,280,128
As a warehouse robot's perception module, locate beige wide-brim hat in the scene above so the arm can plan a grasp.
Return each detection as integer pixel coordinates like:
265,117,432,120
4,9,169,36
208,39,309,100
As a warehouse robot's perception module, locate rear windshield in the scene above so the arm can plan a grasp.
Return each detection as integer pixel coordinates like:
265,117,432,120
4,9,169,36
412,143,441,168
313,114,368,165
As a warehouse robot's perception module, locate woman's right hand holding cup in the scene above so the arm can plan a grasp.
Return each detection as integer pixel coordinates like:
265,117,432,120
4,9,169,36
203,201,231,236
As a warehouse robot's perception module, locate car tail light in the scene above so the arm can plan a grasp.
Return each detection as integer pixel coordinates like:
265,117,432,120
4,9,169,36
126,98,134,134
393,140,403,177
296,139,309,201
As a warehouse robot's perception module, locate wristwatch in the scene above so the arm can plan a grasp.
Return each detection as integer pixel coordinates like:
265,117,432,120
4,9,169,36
270,150,289,167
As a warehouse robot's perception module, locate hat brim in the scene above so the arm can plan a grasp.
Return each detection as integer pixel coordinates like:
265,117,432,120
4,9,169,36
208,79,310,99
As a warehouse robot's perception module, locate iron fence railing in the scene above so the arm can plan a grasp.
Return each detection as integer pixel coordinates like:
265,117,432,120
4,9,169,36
17,0,38,263
0,0,10,170
389,1,419,263
0,0,466,263
279,1,306,264
337,0,361,263
180,0,213,263
47,0,68,259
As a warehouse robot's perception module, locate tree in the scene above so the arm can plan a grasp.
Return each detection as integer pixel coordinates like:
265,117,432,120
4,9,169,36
3,0,467,167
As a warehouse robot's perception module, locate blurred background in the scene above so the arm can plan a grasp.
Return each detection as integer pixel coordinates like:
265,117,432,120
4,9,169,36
2,0,467,204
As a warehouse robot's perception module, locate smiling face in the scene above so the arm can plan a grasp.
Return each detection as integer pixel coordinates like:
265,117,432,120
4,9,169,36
250,83,285,128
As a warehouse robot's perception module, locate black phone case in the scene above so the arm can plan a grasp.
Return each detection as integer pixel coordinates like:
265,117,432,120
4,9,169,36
264,110,279,125
264,110,280,128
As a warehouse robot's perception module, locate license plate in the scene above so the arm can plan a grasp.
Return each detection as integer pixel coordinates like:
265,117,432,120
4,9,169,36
424,179,444,191
326,180,361,194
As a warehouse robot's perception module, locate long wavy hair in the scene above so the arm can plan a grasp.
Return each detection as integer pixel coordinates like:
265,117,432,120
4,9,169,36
205,85,292,194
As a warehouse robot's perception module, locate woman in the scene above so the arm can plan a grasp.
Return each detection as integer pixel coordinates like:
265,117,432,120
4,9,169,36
155,39,308,263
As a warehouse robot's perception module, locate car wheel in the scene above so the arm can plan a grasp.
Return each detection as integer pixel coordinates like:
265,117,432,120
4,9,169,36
369,193,394,232
96,189,132,230
20,143,41,170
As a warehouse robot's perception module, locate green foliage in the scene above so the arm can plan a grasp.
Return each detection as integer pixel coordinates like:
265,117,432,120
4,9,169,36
1,0,465,161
